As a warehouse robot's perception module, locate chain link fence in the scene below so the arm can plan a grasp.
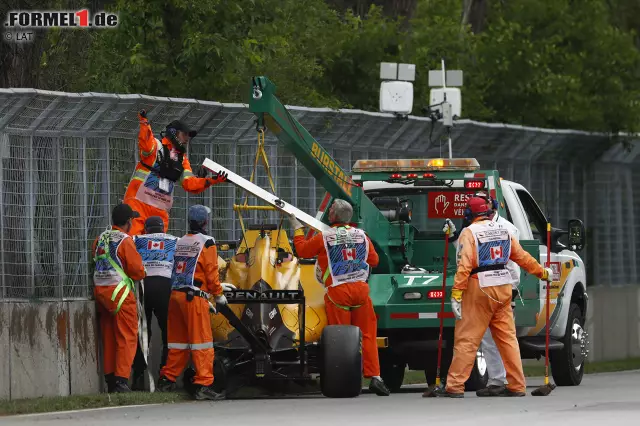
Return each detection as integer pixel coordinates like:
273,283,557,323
0,89,638,300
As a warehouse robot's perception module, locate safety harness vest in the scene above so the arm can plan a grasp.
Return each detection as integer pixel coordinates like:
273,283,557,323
321,225,370,311
468,220,513,288
131,139,194,211
93,228,135,314
171,233,215,295
134,233,178,279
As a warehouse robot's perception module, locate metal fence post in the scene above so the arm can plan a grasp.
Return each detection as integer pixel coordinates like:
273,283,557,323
81,137,89,298
56,137,64,299
0,132,4,300
29,135,35,298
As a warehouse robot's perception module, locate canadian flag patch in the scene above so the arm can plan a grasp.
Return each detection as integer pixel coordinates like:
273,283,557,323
175,261,186,274
342,248,356,261
490,246,503,260
148,240,165,250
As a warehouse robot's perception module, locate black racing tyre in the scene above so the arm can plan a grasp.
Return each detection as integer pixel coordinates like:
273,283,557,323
551,303,586,386
464,351,489,391
379,351,406,392
320,325,363,398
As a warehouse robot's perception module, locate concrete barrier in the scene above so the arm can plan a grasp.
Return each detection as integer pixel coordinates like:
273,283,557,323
2,285,640,400
0,301,101,400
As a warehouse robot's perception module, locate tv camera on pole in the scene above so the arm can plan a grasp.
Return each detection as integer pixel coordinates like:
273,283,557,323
426,60,463,159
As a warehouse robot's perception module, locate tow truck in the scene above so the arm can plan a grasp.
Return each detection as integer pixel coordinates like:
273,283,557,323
199,76,589,396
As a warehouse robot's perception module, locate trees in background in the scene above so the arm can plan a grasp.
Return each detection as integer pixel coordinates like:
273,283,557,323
1,0,639,133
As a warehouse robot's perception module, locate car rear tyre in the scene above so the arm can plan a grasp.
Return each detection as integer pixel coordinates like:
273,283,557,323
320,325,363,398
551,303,586,386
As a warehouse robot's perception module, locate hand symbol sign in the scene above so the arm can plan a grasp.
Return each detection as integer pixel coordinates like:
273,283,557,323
434,194,450,214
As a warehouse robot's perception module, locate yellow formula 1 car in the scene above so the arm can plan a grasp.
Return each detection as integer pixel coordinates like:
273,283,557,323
201,223,364,398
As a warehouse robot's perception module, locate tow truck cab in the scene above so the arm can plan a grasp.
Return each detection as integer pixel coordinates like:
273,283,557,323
350,158,589,391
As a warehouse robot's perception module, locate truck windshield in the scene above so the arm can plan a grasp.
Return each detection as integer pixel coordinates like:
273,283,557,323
365,185,479,237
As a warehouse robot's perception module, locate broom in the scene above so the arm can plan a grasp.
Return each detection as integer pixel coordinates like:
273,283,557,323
531,222,556,396
422,227,450,398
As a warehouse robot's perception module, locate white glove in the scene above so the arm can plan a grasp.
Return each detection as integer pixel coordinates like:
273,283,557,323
221,283,237,292
215,294,228,306
442,219,456,235
289,214,304,230
451,298,462,320
208,301,217,314
543,267,554,282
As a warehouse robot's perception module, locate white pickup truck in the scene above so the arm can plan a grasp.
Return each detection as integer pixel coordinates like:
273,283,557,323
354,158,589,390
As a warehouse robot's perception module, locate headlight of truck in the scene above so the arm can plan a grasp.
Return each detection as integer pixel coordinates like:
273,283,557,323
403,292,422,300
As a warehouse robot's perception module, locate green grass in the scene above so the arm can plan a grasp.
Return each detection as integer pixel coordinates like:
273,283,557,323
0,391,190,417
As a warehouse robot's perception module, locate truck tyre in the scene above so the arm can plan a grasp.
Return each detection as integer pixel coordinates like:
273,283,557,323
320,325,363,398
379,351,405,392
550,303,586,386
464,351,489,391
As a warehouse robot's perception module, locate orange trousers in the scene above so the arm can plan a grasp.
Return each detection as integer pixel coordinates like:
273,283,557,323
446,279,525,394
325,282,380,378
95,285,139,380
124,198,169,236
160,291,215,386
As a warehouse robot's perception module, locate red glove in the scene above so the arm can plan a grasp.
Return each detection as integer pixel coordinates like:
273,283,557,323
207,171,228,186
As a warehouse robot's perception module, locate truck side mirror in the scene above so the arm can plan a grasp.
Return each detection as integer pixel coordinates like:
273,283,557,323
567,219,586,251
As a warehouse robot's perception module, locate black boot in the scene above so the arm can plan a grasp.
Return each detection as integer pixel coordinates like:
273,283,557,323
476,385,505,397
157,376,176,392
369,377,391,396
433,386,464,398
194,385,225,401
105,373,116,393
113,377,132,393
131,371,146,391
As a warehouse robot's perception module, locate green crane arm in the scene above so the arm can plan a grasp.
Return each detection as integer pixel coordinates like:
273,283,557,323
248,76,358,207
248,76,398,272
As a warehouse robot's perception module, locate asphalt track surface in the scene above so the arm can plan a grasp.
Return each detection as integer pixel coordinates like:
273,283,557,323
5,371,640,425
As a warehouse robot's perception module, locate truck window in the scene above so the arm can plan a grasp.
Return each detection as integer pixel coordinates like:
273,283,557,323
515,189,547,241
364,187,475,238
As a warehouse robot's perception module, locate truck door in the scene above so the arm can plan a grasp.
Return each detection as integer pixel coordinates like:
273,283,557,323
502,185,539,328
512,188,565,336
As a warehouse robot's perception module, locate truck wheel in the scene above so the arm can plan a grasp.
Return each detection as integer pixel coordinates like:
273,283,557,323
550,303,586,386
464,351,489,391
320,325,363,398
379,351,405,392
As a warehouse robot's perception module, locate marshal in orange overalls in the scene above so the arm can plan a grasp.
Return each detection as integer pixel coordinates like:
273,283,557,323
92,221,146,391
124,114,226,236
159,232,223,388
293,224,381,378
445,215,550,395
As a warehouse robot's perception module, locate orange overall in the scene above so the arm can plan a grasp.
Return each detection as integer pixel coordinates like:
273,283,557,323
92,226,146,380
124,119,222,236
160,233,222,386
445,218,545,394
293,224,381,377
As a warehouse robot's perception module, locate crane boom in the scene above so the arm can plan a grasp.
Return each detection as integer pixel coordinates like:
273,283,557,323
249,76,358,205
248,76,399,272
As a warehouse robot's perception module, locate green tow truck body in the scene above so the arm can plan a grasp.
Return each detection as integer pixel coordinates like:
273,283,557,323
248,76,589,391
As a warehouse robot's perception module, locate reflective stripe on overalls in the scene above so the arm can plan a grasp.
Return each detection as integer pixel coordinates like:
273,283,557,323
94,231,135,314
